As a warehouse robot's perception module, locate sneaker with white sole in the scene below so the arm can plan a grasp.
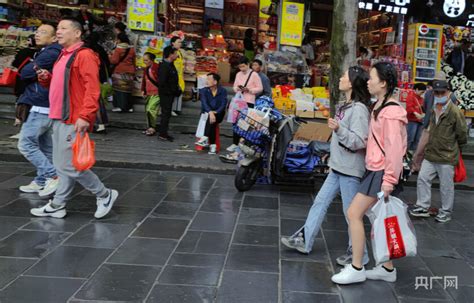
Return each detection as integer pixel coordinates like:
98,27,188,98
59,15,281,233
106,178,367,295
30,200,66,218
112,107,122,112
38,177,59,197
226,144,238,152
366,265,397,282
331,264,366,285
196,136,209,147
95,189,118,219
19,181,44,193
171,111,178,117
435,211,452,223
409,206,430,218
281,233,308,254
208,144,217,155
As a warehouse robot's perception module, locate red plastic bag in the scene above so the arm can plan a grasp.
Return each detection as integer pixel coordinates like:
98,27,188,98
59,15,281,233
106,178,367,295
0,68,18,87
72,132,96,171
454,153,466,183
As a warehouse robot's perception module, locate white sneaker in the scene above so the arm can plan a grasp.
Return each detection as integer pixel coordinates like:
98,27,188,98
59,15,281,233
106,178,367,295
226,144,238,152
38,177,59,197
196,136,209,147
30,200,66,218
172,111,178,117
19,181,43,193
366,265,397,282
331,264,366,285
9,133,21,139
208,144,217,155
112,108,122,112
95,189,119,219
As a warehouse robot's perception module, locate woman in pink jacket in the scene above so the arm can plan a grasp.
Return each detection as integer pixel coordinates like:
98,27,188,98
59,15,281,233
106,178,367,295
332,62,407,285
226,56,263,153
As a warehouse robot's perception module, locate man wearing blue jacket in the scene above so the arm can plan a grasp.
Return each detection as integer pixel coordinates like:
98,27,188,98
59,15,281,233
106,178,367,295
195,73,227,154
17,23,62,197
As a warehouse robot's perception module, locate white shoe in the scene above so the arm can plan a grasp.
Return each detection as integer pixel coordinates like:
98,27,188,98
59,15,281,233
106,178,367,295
196,136,209,147
38,177,59,197
30,200,66,218
226,144,238,152
172,111,178,117
95,189,118,219
19,181,43,193
128,108,134,113
331,264,366,285
366,265,397,282
9,133,21,139
112,108,122,112
208,144,217,155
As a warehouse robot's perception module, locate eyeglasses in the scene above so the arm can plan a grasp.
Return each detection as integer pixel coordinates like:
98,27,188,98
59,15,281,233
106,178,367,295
35,30,50,36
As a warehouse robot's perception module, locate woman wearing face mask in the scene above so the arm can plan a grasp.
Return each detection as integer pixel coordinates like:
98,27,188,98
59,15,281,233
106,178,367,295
332,62,407,285
281,67,371,267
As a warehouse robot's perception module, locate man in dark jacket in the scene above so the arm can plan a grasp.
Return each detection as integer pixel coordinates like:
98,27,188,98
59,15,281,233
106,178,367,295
410,79,468,223
158,46,181,142
195,73,227,154
17,23,62,197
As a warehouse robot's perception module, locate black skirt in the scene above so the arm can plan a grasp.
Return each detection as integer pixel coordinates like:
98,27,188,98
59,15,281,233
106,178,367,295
358,170,402,198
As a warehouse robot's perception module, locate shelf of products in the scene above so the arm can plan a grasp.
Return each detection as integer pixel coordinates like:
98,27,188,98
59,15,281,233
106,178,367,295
223,0,258,45
357,10,398,52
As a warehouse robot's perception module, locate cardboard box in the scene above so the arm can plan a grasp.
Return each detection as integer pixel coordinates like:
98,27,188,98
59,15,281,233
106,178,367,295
293,121,332,142
218,61,231,84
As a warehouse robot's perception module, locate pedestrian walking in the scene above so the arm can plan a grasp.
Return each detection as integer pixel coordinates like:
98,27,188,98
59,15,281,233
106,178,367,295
281,66,371,267
158,46,181,142
195,73,228,154
141,52,160,136
406,83,426,152
170,36,185,116
110,32,136,113
17,23,62,197
332,62,407,285
409,79,468,223
31,16,118,219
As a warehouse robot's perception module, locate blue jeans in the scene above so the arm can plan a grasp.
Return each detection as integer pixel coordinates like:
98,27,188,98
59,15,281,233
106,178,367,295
17,112,56,186
407,121,423,151
292,170,369,264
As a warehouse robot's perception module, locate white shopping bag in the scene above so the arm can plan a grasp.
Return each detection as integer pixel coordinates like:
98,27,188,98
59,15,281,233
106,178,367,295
367,194,417,265
195,112,209,138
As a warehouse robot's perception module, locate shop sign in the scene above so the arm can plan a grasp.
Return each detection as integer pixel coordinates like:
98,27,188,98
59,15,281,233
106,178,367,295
468,14,474,27
419,24,429,35
128,0,155,32
443,0,466,18
280,1,304,47
358,0,410,15
205,0,224,9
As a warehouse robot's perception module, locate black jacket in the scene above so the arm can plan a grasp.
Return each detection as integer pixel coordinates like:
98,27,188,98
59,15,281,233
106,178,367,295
158,60,181,97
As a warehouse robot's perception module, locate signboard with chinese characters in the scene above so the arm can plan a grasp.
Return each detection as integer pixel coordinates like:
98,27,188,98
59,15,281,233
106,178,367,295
128,0,155,32
279,1,304,47
358,0,410,15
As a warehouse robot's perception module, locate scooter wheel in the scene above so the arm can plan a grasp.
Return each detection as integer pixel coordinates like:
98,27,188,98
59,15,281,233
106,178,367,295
235,162,259,192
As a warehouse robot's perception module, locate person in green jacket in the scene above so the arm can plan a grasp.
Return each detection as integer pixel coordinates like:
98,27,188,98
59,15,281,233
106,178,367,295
409,79,468,223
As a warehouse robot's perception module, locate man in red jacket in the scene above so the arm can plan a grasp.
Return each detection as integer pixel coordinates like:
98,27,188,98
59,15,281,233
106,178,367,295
406,83,426,152
31,17,118,219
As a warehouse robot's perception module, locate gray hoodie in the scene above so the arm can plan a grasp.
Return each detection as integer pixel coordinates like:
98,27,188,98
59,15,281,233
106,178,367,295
328,101,370,178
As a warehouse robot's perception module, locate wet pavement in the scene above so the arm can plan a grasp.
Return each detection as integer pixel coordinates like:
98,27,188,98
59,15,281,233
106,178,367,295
0,161,473,302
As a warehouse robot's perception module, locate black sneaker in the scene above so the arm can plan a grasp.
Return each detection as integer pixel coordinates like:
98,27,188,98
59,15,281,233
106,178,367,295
409,206,430,218
159,134,174,142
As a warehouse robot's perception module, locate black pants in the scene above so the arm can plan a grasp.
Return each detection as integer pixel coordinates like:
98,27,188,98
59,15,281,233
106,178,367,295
159,94,174,136
205,112,225,144
233,103,254,145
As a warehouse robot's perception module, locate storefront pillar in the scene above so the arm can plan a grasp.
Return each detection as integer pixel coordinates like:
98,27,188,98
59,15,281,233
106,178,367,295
328,0,358,116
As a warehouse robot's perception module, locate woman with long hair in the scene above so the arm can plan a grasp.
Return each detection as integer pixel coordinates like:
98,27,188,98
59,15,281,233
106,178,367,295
281,67,371,266
332,62,407,285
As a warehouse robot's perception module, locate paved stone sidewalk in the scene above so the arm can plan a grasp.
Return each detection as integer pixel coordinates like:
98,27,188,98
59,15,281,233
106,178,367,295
0,162,473,302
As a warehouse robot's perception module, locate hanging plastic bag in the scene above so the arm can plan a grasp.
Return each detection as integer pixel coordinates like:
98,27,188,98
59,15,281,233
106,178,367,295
367,194,417,265
195,112,209,138
454,152,466,183
227,92,247,124
72,132,96,171
0,68,18,87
